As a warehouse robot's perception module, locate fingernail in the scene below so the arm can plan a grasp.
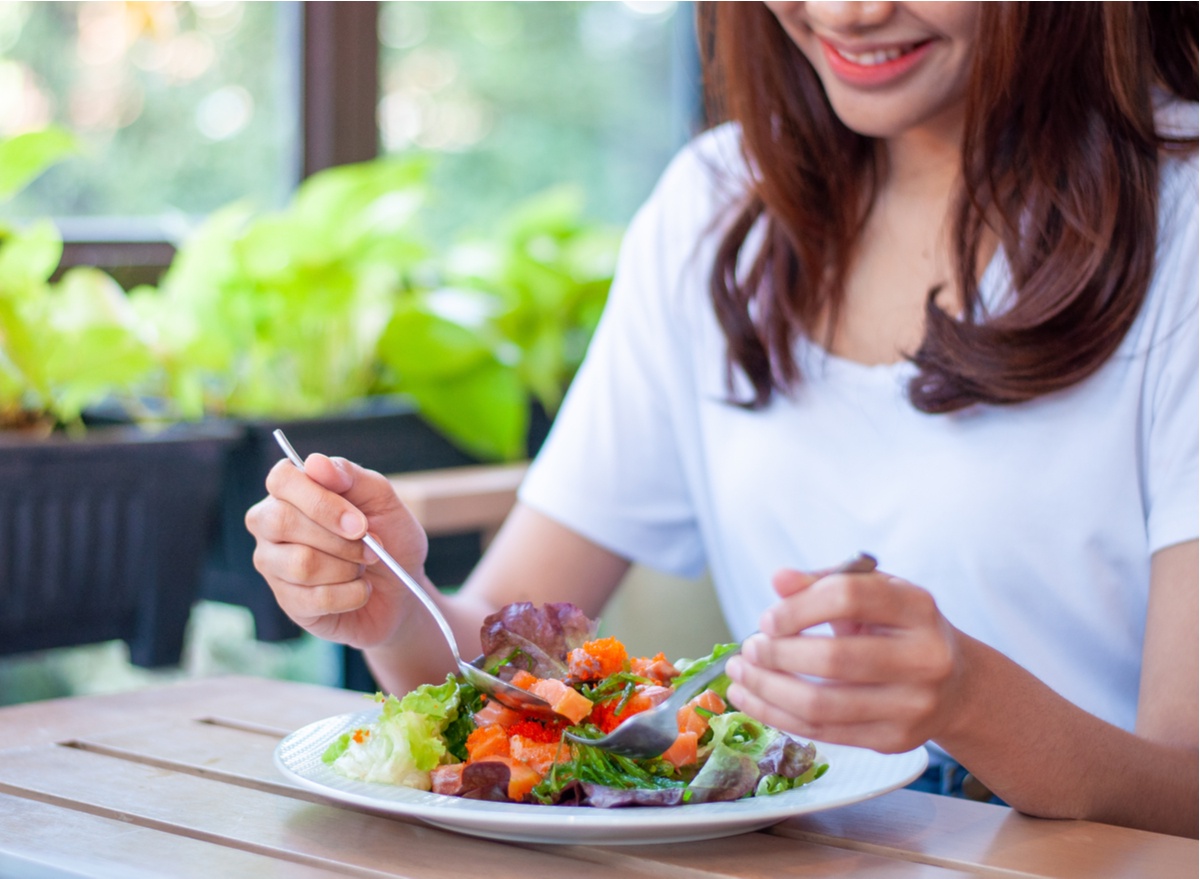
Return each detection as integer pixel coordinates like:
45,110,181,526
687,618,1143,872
725,656,744,682
340,512,365,538
362,544,378,564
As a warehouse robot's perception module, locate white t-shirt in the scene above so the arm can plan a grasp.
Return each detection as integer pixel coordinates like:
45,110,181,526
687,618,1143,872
520,120,1199,736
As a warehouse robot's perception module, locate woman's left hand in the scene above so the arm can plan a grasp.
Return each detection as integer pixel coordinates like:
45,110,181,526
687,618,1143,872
725,566,964,753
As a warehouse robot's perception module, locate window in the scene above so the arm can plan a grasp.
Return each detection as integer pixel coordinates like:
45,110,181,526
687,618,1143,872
0,2,697,280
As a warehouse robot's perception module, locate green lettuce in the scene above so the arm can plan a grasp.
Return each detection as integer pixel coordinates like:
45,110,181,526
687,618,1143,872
323,676,462,790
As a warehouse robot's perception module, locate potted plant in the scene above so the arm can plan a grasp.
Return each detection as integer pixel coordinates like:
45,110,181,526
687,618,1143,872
0,129,240,668
132,155,620,642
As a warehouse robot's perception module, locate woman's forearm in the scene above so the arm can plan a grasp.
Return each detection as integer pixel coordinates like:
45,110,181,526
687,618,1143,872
939,634,1198,838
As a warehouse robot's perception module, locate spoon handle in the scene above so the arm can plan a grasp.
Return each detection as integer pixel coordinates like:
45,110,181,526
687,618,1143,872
272,429,462,658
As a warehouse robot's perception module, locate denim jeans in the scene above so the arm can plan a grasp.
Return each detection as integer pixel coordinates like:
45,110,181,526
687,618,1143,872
905,751,1008,806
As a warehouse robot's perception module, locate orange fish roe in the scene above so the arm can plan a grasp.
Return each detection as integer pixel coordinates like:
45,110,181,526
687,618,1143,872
352,728,370,744
506,719,564,744
567,636,629,681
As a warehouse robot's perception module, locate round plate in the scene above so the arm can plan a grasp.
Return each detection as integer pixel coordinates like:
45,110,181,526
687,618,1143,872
275,710,928,845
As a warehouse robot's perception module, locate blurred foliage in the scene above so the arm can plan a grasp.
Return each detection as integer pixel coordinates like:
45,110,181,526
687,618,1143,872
0,128,155,431
131,157,621,461
0,1,296,220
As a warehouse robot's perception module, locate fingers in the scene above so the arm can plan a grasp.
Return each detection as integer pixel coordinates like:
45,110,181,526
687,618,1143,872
724,659,938,753
760,571,940,637
263,457,368,540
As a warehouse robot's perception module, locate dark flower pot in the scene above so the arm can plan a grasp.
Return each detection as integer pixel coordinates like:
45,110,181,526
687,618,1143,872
0,422,241,668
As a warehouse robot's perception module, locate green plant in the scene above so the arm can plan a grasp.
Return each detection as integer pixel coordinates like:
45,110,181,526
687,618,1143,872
0,129,156,433
135,158,621,462
130,157,433,422
437,186,622,416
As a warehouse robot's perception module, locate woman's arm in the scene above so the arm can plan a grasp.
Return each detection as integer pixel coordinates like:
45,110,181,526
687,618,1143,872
940,540,1197,836
725,540,1198,837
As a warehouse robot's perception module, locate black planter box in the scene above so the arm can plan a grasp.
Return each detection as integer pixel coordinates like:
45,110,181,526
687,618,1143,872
200,399,492,642
0,422,241,668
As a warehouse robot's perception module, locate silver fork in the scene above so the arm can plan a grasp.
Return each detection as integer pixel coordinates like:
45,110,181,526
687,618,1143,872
562,552,878,759
272,429,554,716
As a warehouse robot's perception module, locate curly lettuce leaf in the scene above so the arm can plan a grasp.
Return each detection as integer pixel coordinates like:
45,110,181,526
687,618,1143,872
686,711,827,803
479,601,598,679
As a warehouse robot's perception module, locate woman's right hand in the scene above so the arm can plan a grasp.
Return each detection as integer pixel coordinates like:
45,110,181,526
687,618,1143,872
244,454,429,649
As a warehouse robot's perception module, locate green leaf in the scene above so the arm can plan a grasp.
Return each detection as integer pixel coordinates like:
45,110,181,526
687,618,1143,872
0,220,64,290
401,363,528,461
377,301,497,382
0,127,79,201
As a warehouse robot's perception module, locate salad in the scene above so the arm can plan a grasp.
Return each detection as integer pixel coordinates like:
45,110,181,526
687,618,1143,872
322,602,828,807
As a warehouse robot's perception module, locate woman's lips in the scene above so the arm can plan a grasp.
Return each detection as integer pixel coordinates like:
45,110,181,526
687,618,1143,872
818,37,935,87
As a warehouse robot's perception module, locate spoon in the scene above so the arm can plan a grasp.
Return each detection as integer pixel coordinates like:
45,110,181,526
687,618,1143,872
562,551,878,759
272,429,554,716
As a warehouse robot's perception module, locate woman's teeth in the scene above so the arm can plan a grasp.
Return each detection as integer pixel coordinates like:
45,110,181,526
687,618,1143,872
835,45,912,66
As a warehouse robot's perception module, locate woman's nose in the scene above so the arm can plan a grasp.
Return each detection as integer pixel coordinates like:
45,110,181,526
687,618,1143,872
804,2,896,31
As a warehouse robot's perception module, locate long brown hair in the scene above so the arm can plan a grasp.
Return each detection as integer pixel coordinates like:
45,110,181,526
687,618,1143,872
698,2,1198,412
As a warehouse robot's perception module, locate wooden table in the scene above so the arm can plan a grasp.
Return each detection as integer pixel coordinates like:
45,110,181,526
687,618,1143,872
0,677,1192,878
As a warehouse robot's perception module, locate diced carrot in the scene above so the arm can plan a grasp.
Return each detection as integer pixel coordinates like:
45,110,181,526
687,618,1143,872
509,669,539,691
661,730,699,769
529,677,594,724
465,723,510,761
430,763,466,796
473,700,523,730
509,735,568,776
630,652,680,685
567,636,629,681
677,689,726,736
476,756,543,802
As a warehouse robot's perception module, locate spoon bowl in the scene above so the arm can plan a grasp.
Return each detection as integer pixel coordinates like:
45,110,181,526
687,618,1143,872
563,552,879,759
272,429,553,716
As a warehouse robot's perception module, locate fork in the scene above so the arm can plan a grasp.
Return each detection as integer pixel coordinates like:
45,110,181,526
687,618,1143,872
272,429,554,716
562,552,879,759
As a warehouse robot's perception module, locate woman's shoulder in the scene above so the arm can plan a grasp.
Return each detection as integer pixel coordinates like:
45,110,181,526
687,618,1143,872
644,122,752,220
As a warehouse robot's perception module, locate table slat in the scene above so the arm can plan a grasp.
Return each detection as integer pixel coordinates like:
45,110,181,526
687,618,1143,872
775,788,1197,879
0,792,350,879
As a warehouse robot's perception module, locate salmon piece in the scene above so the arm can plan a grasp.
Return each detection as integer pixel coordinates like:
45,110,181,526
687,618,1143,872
660,730,699,769
630,652,680,685
621,684,672,716
476,756,543,802
430,763,466,796
509,735,568,776
529,677,595,724
677,689,726,736
473,700,522,730
465,723,510,761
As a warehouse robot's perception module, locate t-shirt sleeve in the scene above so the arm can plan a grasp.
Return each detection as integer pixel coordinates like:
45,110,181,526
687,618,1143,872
1144,156,1199,554
518,143,727,578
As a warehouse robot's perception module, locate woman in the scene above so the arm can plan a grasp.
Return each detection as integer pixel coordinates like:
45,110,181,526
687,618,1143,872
246,2,1198,836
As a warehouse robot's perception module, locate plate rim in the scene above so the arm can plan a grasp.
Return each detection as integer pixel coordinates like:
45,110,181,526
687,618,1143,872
274,709,929,844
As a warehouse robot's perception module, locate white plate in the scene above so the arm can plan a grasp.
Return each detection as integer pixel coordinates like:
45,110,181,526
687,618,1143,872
275,710,928,845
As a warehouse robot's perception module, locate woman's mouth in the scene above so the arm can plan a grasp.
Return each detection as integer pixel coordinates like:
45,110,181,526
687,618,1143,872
818,37,935,87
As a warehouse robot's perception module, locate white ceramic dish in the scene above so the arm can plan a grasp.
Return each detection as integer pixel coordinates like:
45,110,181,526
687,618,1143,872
274,710,928,845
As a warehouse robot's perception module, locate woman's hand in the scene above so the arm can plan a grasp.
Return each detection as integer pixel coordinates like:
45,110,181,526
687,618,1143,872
244,454,428,650
725,566,964,754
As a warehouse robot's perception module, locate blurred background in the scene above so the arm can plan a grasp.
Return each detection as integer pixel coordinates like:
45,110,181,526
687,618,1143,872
0,1,730,707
